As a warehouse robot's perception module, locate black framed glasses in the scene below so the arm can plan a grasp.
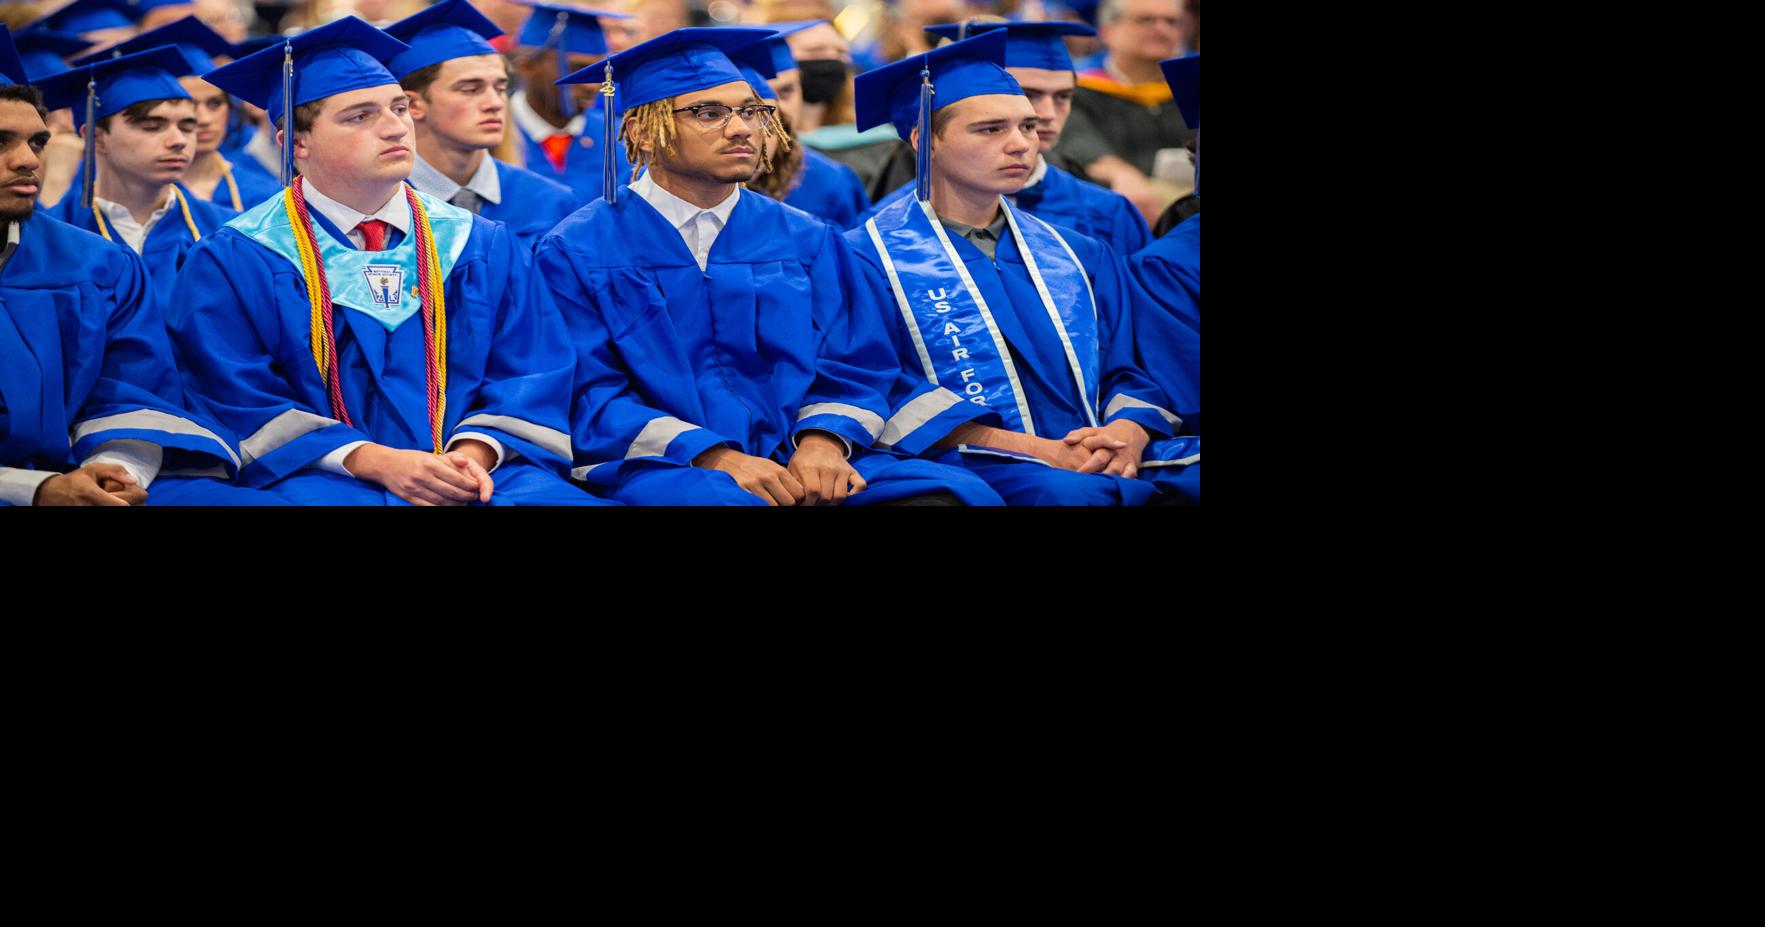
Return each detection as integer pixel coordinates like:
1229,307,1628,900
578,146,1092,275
671,102,778,130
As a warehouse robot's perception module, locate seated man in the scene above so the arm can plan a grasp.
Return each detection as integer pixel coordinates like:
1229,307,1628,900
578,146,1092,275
174,17,608,505
728,22,871,230
860,20,1151,258
1127,54,1199,445
37,46,234,318
507,1,635,204
83,15,284,212
537,28,1000,505
843,33,1198,504
0,64,278,506
386,0,582,251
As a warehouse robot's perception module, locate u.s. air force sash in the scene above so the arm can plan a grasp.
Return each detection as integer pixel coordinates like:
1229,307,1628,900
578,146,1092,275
864,195,1100,438
226,184,473,332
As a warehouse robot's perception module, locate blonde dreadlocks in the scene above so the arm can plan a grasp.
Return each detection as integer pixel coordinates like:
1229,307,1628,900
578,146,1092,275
745,106,805,201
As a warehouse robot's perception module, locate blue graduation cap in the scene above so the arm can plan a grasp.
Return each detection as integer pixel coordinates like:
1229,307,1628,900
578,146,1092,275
557,26,773,203
0,26,29,86
36,0,143,35
86,14,234,74
513,1,625,54
10,25,93,82
1160,53,1197,128
384,0,504,80
204,16,409,184
923,20,1094,72
34,45,193,207
229,34,284,59
853,30,1016,202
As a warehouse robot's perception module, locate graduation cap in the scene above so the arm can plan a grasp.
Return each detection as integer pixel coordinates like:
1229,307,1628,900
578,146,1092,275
511,2,631,120
1045,0,1101,26
229,34,285,59
10,25,94,82
34,44,193,207
557,26,773,203
204,16,409,185
923,19,1094,72
0,26,29,86
726,30,791,101
86,14,234,74
36,0,145,35
852,30,1016,201
384,0,504,80
1160,54,1197,197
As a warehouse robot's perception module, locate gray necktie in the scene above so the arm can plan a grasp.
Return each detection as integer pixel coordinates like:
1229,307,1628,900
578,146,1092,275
449,189,483,214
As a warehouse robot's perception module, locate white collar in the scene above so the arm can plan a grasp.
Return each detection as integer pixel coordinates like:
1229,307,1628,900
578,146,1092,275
510,91,585,142
95,190,175,225
628,171,740,230
408,151,503,205
1024,154,1049,190
300,177,412,239
6,217,20,248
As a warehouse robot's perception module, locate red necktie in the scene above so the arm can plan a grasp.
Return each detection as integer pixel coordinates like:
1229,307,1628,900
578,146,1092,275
356,219,389,252
541,133,574,173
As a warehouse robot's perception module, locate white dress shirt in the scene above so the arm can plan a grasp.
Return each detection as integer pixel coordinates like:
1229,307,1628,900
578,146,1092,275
295,179,508,475
628,171,740,272
408,151,502,208
510,92,585,145
0,219,162,504
95,192,175,254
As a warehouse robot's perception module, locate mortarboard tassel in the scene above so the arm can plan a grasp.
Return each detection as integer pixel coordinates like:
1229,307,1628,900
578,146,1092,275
80,72,97,209
914,65,932,203
551,13,575,119
601,60,615,203
280,41,294,186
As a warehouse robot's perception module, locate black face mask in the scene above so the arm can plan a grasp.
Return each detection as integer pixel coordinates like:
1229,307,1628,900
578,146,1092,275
796,59,848,104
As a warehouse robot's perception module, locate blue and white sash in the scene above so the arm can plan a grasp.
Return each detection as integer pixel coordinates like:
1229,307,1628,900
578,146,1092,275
227,184,474,331
864,195,1100,437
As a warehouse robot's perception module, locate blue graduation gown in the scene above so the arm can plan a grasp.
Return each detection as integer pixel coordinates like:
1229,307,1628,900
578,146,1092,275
844,209,1194,505
46,180,233,321
861,162,1152,257
213,156,284,213
1,213,277,505
533,186,1003,506
1128,213,1200,437
783,147,871,230
516,97,633,205
164,189,610,505
481,159,585,251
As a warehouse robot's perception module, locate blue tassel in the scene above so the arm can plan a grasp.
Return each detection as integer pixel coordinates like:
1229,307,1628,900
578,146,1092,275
914,66,932,203
601,61,616,204
80,73,97,209
552,14,574,119
280,41,294,186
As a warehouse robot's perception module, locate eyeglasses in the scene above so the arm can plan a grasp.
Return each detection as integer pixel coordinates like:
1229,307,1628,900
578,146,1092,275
671,102,778,130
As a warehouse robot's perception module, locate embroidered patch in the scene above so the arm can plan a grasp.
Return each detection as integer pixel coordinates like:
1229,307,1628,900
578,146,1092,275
363,265,404,308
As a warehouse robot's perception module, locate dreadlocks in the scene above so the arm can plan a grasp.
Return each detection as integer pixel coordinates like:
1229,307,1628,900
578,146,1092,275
745,106,804,202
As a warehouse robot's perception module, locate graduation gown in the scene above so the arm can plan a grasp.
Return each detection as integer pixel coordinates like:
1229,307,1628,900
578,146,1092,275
209,156,284,213
861,161,1152,258
46,180,233,320
516,97,633,205
481,159,586,251
845,199,1197,505
1128,213,1200,436
783,147,871,230
1,214,274,506
534,185,1002,506
165,186,609,505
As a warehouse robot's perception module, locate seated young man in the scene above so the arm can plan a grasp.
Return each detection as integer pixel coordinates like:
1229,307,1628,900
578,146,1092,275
386,0,582,251
92,15,284,212
37,46,235,319
859,21,1152,259
0,62,280,506
843,33,1198,505
507,1,635,205
173,17,609,505
536,28,1001,506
